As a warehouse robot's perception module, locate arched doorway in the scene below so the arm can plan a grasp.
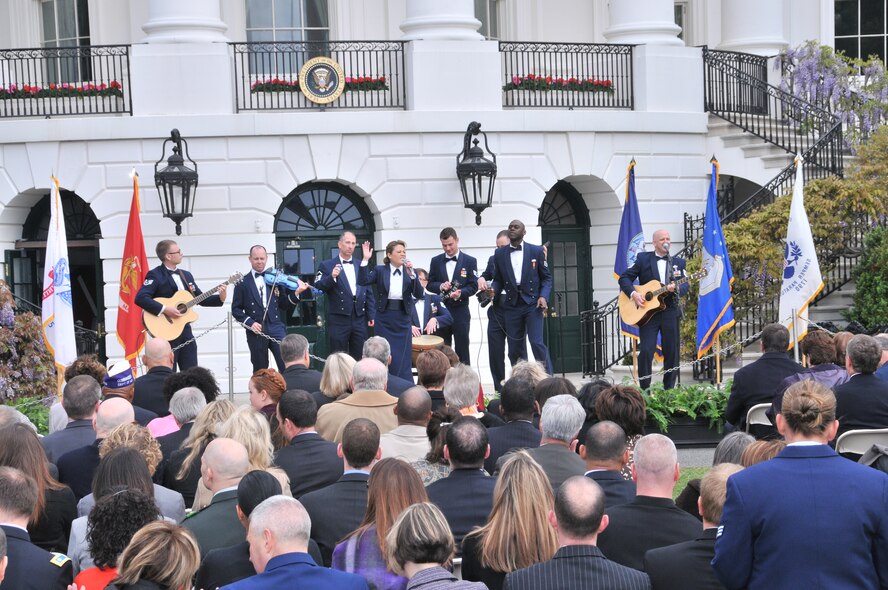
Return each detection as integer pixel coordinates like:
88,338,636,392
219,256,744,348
5,189,105,359
539,180,591,374
274,182,375,360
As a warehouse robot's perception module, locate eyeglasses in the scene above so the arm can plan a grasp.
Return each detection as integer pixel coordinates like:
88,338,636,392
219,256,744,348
167,250,182,256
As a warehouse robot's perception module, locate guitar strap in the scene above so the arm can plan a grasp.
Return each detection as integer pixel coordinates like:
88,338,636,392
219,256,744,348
178,270,195,295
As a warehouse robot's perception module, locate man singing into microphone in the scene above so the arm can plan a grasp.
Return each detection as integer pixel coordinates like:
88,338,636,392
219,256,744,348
618,229,688,390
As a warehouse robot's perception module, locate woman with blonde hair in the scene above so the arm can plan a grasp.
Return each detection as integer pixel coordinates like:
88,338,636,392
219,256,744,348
461,451,557,590
105,521,201,590
313,352,356,408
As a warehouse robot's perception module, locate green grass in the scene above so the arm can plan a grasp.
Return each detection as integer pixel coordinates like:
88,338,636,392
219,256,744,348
674,466,709,500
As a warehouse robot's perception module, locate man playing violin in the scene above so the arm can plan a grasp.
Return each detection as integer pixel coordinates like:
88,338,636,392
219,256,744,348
231,245,309,372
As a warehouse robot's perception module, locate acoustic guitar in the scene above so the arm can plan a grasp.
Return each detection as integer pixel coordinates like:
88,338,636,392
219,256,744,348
618,268,708,327
142,272,243,340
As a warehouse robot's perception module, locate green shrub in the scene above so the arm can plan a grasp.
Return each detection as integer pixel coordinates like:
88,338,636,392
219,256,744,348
846,225,888,329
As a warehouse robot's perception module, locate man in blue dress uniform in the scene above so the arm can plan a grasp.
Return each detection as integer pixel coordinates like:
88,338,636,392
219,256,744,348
426,227,478,364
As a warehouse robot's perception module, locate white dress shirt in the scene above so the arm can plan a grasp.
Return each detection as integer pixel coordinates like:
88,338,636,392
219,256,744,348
510,244,524,285
339,258,356,292
389,266,404,299
253,271,267,304
445,251,459,282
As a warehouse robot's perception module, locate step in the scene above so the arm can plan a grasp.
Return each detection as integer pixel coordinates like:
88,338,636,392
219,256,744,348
739,143,793,159
762,153,795,169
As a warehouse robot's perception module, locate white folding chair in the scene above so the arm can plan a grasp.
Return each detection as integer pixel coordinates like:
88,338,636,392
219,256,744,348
745,403,772,433
835,428,888,456
452,557,463,580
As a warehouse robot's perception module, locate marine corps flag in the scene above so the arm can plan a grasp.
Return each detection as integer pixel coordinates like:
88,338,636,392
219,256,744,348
117,171,148,370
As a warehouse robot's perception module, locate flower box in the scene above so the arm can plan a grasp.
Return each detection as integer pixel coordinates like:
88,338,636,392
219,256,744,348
0,95,125,117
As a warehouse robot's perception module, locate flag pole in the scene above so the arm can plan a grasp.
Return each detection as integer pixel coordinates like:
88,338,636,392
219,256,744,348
632,339,638,384
714,334,722,386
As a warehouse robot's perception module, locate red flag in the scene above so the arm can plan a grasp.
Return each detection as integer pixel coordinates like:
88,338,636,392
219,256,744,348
117,172,148,370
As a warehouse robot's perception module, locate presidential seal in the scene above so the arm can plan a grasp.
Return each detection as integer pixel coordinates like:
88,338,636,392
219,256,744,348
299,56,345,105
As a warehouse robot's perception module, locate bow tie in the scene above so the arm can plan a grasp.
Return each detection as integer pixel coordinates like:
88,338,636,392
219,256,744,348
166,268,178,275
393,269,401,276
656,255,669,261
446,256,458,263
340,259,351,265
511,245,522,251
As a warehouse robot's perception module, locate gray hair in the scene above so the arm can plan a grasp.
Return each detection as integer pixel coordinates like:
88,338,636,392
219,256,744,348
168,387,207,424
442,364,480,409
62,375,102,419
540,394,585,443
352,358,388,391
362,336,391,364
0,406,37,433
712,431,754,466
847,334,882,374
249,496,311,546
873,334,888,351
280,334,309,364
633,434,678,478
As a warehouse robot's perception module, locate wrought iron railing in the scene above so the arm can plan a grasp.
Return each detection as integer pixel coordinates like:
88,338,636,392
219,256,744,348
0,45,131,118
230,41,406,112
11,294,100,357
499,42,634,109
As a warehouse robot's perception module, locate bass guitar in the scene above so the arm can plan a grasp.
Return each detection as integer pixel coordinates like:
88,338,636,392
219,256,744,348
618,268,708,327
142,272,244,340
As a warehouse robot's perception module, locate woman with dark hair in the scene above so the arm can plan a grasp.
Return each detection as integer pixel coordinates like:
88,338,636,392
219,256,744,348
72,489,160,590
314,352,356,408
359,239,424,382
575,379,612,449
105,521,201,590
594,385,647,480
833,331,853,366
410,406,462,485
0,423,76,553
161,366,221,404
333,458,430,590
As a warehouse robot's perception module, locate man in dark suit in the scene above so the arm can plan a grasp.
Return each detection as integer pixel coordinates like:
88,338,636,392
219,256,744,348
618,229,688,390
411,268,453,337
132,338,175,416
835,334,888,439
485,377,541,473
300,418,380,566
280,334,323,393
135,239,226,370
582,421,636,509
0,466,73,590
492,220,553,374
183,437,251,557
644,463,741,590
315,231,375,361
362,336,415,397
155,387,206,461
274,389,343,498
725,323,803,432
597,434,701,571
504,476,650,590
426,416,496,554
41,375,100,464
426,227,478,365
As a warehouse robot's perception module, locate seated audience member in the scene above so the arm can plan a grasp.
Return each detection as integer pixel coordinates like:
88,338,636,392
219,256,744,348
103,360,158,427
58,397,134,500
426,416,496,553
834,330,853,366
41,375,101,463
105,521,200,590
154,387,206,462
301,418,381,566
834,334,888,439
724,323,802,433
739,439,787,467
316,358,399,442
533,377,578,428
280,334,324,393
597,434,701,570
73,489,160,590
217,496,369,589
247,368,287,447
875,334,888,381
576,379,612,449
275,389,343,498
0,405,38,432
416,350,450,410
333,458,428,590
594,385,647,480
78,424,186,523
443,364,504,429
674,431,753,520
462,452,558,590
410,407,461,486
183,437,251,557
0,466,73,589
501,394,586,490
485,378,541,474
133,338,175,417
312,352,356,409
50,355,107,434
509,360,549,387
194,470,324,590
162,365,221,405
504,476,651,590
713,381,888,589
581,421,637,509
160,399,236,506
0,424,76,554
380,386,434,462
644,463,743,590
363,336,415,397
386,503,487,590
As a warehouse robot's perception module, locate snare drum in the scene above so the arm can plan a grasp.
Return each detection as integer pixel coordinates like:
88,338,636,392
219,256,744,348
411,334,444,365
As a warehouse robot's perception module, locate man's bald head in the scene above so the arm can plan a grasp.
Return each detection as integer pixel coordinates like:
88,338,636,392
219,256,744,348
554,476,606,540
94,397,135,437
202,437,250,492
632,434,680,495
143,338,174,369
396,386,432,425
352,357,388,391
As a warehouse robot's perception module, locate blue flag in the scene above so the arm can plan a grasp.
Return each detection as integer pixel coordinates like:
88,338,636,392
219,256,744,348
614,160,644,340
696,160,735,358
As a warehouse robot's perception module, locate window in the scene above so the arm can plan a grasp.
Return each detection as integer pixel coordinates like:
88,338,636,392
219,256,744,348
674,1,688,43
835,0,887,62
246,0,329,44
475,0,498,40
41,0,91,83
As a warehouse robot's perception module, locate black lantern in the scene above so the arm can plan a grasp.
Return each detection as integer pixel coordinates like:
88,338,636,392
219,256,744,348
456,121,497,225
154,129,198,236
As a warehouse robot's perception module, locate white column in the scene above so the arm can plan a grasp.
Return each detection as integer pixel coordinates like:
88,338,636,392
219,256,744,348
604,0,682,46
720,0,787,55
141,0,229,43
399,0,483,40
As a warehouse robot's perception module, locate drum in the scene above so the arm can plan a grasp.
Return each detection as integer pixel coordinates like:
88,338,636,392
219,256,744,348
411,334,444,365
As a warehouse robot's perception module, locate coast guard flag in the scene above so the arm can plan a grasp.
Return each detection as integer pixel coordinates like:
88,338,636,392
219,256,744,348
779,157,823,345
41,176,76,393
696,159,735,358
117,171,148,370
614,159,644,340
